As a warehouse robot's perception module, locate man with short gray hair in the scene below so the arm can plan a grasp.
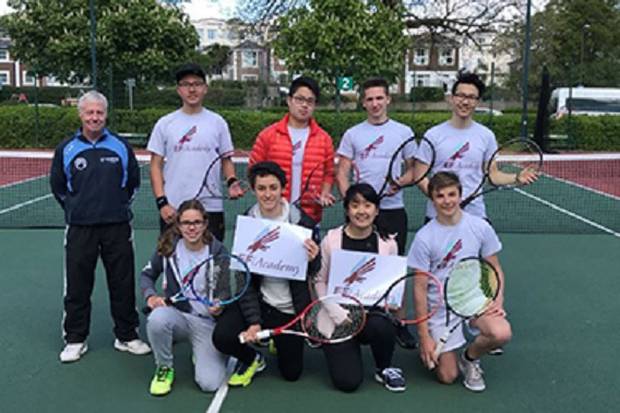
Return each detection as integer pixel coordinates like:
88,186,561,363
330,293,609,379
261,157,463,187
50,90,151,363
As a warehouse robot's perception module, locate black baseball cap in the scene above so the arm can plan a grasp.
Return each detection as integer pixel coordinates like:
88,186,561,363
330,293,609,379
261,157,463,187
175,63,206,83
289,76,320,100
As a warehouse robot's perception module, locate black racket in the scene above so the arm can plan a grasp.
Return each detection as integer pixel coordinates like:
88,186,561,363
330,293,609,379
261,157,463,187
378,136,436,198
460,138,543,208
195,149,250,200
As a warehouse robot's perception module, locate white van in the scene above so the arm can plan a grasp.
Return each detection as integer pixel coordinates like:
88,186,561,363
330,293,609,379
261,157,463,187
549,87,620,118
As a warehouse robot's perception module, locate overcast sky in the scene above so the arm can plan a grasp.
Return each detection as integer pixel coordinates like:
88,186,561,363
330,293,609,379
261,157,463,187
0,1,237,19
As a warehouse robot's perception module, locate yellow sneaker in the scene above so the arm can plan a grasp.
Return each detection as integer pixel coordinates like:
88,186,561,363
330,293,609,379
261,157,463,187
149,366,174,396
228,353,266,387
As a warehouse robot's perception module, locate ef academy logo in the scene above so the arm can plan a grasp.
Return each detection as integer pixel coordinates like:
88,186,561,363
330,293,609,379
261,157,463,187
443,142,470,168
343,256,377,285
246,227,281,255
292,140,302,157
359,136,384,160
74,157,88,170
174,125,197,151
436,239,463,270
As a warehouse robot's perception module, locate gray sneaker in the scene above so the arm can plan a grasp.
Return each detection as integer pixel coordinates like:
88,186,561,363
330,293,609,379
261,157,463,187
458,351,486,392
374,367,406,392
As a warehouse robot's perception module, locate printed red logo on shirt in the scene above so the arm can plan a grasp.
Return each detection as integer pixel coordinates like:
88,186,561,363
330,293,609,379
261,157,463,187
359,136,384,160
443,142,470,168
436,239,462,270
174,125,197,151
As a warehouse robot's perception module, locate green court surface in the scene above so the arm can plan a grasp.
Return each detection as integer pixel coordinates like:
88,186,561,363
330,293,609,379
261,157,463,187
3,229,619,413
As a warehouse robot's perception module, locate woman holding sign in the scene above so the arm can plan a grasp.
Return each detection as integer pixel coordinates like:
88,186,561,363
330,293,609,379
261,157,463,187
314,183,406,392
212,162,321,387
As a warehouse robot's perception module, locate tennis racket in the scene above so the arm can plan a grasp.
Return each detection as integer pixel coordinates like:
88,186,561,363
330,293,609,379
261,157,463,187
143,252,252,316
195,149,250,200
378,136,436,198
460,138,543,208
428,257,501,369
365,269,443,326
238,294,366,345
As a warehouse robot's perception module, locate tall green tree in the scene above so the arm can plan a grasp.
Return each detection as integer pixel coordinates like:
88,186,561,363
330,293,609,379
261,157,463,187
195,44,232,76
5,0,199,85
273,0,407,93
502,0,620,95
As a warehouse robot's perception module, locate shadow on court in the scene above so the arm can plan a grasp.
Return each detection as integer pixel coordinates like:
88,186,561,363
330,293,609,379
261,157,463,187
2,229,619,413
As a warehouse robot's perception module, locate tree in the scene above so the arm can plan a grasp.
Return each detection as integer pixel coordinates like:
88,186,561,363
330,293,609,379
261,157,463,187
194,44,232,76
5,0,199,85
501,0,620,95
238,0,525,45
273,0,408,94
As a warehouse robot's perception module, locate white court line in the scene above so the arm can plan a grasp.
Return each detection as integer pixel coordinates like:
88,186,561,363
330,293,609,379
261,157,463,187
0,193,53,216
206,358,236,413
514,188,620,238
543,173,620,201
0,174,49,190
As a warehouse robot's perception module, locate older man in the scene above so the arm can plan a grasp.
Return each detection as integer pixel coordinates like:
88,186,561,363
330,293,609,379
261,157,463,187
50,91,150,362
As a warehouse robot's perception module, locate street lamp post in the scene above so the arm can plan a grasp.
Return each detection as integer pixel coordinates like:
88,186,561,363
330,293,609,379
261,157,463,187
89,0,97,89
520,0,532,140
580,23,590,86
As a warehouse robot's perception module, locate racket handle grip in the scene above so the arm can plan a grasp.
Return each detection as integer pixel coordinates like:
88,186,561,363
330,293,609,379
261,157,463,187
239,329,272,344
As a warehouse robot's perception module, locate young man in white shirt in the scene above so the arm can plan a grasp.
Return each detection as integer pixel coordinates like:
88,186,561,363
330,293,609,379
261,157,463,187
148,63,243,241
407,172,512,392
336,78,417,349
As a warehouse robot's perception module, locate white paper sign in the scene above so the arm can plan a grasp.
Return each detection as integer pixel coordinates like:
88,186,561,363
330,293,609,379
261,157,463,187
231,215,312,281
327,250,407,306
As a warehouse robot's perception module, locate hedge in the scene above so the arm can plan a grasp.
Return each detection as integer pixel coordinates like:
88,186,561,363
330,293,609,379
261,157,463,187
1,105,619,151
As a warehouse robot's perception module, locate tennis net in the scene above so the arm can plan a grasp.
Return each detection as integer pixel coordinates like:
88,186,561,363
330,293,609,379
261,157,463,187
1,150,618,236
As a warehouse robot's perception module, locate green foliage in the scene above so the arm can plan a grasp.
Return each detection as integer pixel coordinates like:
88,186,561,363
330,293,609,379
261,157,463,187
273,0,407,93
501,0,620,94
2,107,620,151
5,0,199,85
410,87,446,102
193,44,231,76
0,86,83,105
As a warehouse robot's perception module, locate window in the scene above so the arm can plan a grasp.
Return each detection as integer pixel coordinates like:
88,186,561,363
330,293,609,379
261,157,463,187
439,48,456,66
0,71,9,85
207,29,217,40
242,51,258,68
0,49,8,61
23,71,35,86
413,48,429,66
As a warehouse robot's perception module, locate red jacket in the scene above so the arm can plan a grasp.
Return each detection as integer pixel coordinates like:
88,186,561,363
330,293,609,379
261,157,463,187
249,114,335,222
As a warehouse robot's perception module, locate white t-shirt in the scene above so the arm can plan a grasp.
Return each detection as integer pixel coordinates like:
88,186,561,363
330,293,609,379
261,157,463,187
148,108,234,212
418,121,497,218
288,126,310,204
406,211,502,327
175,241,211,317
338,119,415,209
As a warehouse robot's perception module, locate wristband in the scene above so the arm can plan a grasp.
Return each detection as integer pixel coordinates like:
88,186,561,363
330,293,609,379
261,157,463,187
226,176,239,188
156,196,168,210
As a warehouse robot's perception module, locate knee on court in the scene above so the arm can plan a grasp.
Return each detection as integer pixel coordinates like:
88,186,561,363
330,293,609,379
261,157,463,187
436,366,459,384
195,374,222,393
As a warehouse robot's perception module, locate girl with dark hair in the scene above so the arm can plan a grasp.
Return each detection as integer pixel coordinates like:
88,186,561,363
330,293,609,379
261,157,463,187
140,199,229,396
314,183,406,393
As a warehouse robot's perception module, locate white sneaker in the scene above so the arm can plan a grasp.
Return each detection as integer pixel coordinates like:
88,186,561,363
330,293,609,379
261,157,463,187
458,351,486,392
60,342,88,363
114,338,151,355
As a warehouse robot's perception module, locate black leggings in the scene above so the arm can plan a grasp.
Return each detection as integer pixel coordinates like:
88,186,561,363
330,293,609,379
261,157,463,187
376,208,408,255
212,301,305,381
322,313,396,392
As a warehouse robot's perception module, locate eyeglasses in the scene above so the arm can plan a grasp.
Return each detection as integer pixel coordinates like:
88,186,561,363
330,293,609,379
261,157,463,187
178,81,206,89
291,95,316,106
179,220,206,228
453,93,479,102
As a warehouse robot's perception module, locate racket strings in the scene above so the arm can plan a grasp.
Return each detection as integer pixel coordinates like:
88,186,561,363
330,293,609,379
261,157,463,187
445,259,500,318
302,297,366,343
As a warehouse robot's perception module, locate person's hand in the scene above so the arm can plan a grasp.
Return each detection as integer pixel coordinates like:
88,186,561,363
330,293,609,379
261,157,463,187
316,190,336,207
147,295,167,310
482,299,506,318
516,168,539,185
208,305,223,316
418,333,438,370
304,239,319,261
240,324,262,344
228,180,246,199
160,204,176,224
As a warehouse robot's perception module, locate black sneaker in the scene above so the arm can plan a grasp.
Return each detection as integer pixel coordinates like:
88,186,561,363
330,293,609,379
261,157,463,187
395,324,418,349
374,367,406,392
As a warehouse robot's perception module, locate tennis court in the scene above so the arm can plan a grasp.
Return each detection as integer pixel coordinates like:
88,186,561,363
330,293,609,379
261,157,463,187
2,150,619,412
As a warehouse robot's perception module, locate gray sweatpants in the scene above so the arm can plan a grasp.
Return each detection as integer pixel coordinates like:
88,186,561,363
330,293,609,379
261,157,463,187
146,306,227,392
